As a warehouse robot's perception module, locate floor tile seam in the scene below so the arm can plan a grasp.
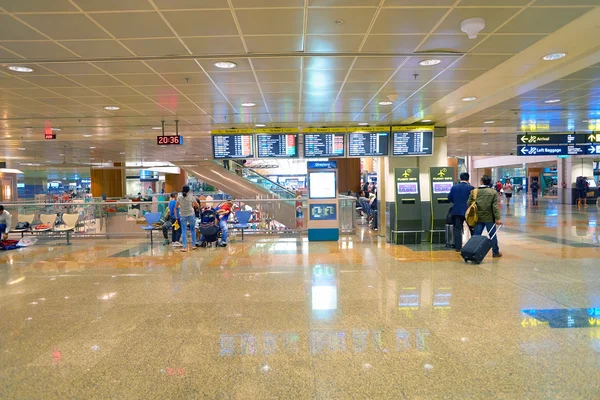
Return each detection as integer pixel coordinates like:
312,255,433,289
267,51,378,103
474,264,572,310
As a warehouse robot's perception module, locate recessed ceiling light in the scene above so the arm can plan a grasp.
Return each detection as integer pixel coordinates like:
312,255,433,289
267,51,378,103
241,102,256,107
152,126,162,130
419,59,441,66
421,119,432,123
358,122,369,126
18,148,26,151
378,101,393,106
255,124,266,127
59,153,65,156
462,97,477,102
459,129,469,132
89,146,96,149
83,134,92,137
542,52,567,61
120,152,126,155
51,127,61,131
484,120,495,124
544,99,561,104
583,119,589,122
8,65,34,73
335,20,344,24
103,106,120,111
482,143,489,145
213,61,237,69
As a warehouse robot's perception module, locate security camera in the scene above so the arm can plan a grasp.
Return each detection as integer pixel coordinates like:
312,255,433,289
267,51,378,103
510,152,514,155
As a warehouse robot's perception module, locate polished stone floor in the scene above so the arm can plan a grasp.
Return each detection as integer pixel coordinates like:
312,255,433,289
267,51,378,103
1,197,599,399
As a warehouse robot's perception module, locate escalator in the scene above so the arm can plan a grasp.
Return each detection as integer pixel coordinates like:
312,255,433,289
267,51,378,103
177,160,299,229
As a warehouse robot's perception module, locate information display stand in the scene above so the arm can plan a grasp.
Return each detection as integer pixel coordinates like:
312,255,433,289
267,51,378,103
428,167,454,244
307,161,339,241
391,167,423,244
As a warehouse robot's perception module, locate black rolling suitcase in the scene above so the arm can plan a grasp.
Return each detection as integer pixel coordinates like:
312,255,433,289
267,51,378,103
461,226,500,264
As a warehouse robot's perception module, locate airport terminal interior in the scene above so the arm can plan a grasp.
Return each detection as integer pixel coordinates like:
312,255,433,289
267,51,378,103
1,0,600,398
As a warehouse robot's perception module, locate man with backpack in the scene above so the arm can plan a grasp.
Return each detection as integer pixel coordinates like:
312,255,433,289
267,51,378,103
466,175,503,258
530,178,540,206
448,172,474,252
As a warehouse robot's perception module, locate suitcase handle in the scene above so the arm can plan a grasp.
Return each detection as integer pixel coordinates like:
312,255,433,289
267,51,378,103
489,224,502,240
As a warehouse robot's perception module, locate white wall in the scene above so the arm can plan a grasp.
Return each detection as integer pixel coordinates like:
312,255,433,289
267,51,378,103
473,155,556,169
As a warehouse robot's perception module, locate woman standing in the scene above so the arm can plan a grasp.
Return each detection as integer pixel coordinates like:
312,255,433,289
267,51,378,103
176,185,200,252
503,179,514,206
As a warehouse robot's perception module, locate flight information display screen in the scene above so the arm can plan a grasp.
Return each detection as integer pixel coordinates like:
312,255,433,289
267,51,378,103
304,133,345,158
348,131,389,157
256,134,298,158
212,134,254,159
392,131,434,156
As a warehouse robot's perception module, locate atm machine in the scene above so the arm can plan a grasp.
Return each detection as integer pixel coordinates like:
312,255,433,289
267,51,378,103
428,167,454,244
389,167,423,244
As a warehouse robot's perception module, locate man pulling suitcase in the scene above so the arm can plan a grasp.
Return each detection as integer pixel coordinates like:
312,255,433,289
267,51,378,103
462,175,503,263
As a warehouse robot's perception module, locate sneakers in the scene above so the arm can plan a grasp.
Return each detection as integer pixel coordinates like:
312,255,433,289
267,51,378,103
492,252,503,258
172,242,182,247
163,239,170,245
217,242,227,248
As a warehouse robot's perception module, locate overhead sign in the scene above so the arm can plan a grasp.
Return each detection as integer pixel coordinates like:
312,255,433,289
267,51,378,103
256,133,298,158
303,133,345,158
517,133,577,145
212,134,254,159
211,129,254,134
307,161,337,169
517,133,600,156
44,133,56,140
348,131,389,157
519,145,590,156
157,135,183,145
392,130,434,156
303,127,347,133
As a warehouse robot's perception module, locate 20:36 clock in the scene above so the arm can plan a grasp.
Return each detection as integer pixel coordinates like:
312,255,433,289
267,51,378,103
156,135,183,145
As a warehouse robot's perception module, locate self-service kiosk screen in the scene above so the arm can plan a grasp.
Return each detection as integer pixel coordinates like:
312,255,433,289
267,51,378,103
432,182,453,194
397,182,419,194
309,171,336,199
310,204,337,221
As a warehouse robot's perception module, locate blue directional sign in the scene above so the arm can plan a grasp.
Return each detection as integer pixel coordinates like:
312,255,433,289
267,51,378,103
588,144,600,154
517,132,600,156
518,145,592,156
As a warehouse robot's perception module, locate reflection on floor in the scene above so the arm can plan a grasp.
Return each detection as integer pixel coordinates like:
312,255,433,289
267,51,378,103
1,197,599,399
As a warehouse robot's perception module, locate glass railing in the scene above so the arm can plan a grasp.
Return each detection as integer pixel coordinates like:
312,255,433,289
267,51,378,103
1,196,355,242
218,160,297,200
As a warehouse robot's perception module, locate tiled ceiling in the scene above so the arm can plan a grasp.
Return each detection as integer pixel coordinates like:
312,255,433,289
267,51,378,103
0,0,598,165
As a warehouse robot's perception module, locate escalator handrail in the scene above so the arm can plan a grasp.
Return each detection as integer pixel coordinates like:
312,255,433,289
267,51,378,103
216,160,296,199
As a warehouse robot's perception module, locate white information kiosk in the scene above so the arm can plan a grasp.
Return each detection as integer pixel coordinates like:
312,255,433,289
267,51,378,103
307,161,339,241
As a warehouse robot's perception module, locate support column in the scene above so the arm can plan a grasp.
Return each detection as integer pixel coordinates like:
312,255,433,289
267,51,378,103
165,170,187,193
91,165,125,198
333,158,360,194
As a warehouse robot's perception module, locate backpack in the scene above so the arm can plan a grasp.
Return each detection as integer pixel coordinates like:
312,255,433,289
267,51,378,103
465,189,479,227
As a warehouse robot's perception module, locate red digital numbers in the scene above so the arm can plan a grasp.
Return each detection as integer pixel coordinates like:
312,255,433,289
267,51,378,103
157,135,181,145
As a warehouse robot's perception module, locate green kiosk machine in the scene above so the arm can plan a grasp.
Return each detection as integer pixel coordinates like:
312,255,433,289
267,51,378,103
390,167,423,244
428,167,454,244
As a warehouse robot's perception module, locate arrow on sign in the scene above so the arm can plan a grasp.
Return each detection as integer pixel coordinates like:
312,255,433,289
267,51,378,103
589,134,597,142
521,136,529,144
590,146,597,154
520,147,528,155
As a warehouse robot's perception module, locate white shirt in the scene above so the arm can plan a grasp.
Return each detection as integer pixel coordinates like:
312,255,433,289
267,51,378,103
503,183,513,194
0,210,12,229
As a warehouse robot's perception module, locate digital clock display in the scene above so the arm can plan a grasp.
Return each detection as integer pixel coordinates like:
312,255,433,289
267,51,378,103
157,135,183,145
